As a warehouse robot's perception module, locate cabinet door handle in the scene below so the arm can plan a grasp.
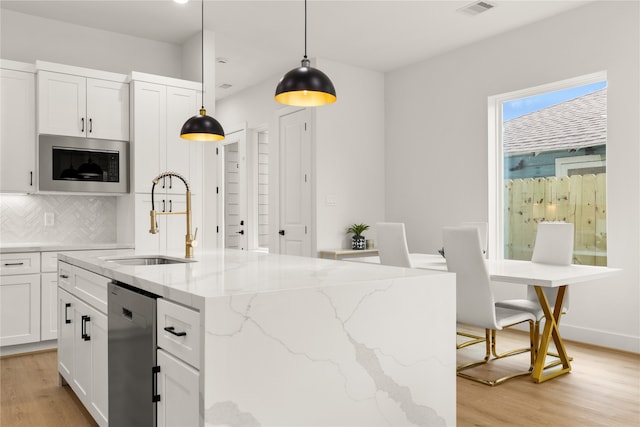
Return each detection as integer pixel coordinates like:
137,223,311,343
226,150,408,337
162,177,166,189
236,230,245,235
3,262,24,266
163,326,186,337
64,303,71,324
81,117,85,133
89,118,93,133
30,171,33,186
59,274,69,279
169,175,172,189
162,200,166,212
81,315,91,341
152,366,161,403
169,199,173,212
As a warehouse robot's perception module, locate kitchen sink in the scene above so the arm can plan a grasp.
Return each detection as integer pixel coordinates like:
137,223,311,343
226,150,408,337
104,256,196,266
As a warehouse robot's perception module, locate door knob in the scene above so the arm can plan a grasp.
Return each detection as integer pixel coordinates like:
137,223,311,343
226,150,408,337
236,230,244,235
279,230,285,236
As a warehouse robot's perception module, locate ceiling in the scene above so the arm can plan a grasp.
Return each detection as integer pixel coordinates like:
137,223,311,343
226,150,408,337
1,0,592,100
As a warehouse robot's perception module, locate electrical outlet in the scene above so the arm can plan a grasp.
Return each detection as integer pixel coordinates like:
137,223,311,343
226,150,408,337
44,212,55,227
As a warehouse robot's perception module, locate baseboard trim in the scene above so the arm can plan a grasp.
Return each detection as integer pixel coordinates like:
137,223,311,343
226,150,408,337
0,340,57,358
560,324,640,354
505,323,639,353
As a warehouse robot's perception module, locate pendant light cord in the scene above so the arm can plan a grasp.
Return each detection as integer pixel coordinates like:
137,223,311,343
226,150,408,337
304,0,307,59
201,0,205,109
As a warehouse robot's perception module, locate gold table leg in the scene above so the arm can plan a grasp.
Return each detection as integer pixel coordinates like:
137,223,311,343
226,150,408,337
532,285,571,383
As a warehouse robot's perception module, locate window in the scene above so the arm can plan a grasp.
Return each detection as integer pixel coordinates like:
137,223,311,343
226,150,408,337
488,73,607,266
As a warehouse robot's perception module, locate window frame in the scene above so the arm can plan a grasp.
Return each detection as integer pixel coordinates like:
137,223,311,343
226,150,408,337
487,71,607,260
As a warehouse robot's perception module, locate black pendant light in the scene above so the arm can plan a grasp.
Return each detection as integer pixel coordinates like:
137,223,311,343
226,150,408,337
275,0,336,107
180,0,225,141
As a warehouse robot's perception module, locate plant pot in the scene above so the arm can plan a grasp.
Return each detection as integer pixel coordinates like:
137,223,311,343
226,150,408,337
352,236,366,250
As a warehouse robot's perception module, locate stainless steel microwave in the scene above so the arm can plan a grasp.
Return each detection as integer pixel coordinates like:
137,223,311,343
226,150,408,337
39,134,129,193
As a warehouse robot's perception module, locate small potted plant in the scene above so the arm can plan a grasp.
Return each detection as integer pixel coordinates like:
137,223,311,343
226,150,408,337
346,223,370,250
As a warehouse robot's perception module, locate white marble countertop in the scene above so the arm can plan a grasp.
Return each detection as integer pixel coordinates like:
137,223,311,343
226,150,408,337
59,248,451,310
0,242,134,254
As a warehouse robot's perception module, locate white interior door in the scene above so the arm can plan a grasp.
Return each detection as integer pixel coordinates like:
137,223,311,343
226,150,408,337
219,129,247,250
278,109,311,257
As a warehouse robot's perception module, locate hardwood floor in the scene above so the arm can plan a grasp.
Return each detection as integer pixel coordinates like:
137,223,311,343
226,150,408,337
1,335,638,426
456,328,640,426
0,350,97,427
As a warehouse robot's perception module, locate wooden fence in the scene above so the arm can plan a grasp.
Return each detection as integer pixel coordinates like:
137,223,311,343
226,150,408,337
504,174,607,266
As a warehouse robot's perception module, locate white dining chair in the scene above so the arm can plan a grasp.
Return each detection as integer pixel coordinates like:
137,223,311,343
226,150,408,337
376,222,412,268
461,221,488,257
443,226,536,386
495,222,574,362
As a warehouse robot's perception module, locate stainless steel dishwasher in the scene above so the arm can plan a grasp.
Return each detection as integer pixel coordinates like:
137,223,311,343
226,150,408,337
108,281,159,427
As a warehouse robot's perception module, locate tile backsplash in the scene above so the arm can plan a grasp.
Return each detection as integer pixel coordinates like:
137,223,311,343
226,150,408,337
0,194,117,244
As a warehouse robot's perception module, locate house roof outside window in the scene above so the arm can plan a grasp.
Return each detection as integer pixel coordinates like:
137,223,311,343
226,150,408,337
504,88,606,155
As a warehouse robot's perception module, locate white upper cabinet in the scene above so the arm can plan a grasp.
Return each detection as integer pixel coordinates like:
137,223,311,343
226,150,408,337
38,70,129,141
131,79,202,195
131,81,166,193
166,86,198,191
1,64,36,193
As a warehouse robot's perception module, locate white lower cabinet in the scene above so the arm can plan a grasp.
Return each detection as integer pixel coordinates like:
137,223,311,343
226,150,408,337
0,253,41,346
157,349,200,427
157,298,201,426
0,273,40,346
57,263,108,427
57,288,74,378
41,272,58,340
88,303,109,425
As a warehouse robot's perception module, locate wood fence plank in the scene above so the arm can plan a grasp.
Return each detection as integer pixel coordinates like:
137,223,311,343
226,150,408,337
521,178,535,259
556,176,571,222
504,180,513,258
545,177,558,221
595,173,607,266
505,173,607,267
576,174,597,265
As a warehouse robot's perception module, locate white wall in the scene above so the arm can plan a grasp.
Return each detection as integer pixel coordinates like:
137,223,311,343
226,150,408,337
1,10,182,78
215,73,280,130
315,58,385,250
385,1,639,352
216,59,385,253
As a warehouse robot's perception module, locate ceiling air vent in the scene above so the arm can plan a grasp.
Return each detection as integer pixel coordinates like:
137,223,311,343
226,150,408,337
458,1,495,16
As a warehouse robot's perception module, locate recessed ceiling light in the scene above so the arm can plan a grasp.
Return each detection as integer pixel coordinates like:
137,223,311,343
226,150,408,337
174,0,189,4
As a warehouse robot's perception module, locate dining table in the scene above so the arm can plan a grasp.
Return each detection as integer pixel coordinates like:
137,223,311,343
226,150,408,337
350,253,622,383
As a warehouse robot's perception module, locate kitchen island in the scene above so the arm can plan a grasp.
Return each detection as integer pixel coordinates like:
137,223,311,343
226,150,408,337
59,248,456,427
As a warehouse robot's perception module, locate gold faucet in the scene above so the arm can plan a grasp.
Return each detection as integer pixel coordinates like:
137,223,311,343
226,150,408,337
149,172,198,258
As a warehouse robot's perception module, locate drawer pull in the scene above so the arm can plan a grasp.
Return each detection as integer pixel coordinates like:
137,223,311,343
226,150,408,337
3,262,25,266
81,315,91,341
152,366,161,403
64,303,71,324
60,274,70,279
163,326,186,337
